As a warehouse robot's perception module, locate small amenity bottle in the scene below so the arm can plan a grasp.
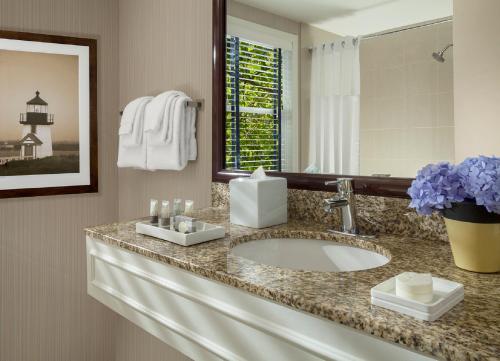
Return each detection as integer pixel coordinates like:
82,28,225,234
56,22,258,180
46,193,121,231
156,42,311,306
185,200,194,216
171,198,182,231
149,199,159,225
173,198,183,216
159,200,170,227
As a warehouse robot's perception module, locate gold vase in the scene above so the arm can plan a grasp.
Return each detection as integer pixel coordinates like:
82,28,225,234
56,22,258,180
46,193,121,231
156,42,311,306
443,201,500,273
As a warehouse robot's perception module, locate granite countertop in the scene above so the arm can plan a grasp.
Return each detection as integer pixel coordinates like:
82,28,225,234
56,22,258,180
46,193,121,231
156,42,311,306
85,208,500,361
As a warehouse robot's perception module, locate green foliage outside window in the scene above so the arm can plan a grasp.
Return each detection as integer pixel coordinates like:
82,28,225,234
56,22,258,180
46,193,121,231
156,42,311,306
226,36,282,171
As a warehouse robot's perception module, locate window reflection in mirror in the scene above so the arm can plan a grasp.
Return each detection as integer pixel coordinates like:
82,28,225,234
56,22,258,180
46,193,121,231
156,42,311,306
225,0,454,178
226,16,299,172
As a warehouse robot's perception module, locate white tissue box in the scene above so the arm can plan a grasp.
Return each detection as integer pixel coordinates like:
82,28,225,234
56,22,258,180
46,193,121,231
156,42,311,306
229,176,287,228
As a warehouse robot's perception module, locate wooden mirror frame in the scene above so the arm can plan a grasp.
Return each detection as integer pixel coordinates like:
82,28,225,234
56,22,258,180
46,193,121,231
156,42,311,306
212,0,412,198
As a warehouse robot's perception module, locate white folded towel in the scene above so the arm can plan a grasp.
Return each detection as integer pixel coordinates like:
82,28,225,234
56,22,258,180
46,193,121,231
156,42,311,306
146,93,197,170
117,96,153,169
144,90,184,136
119,96,152,146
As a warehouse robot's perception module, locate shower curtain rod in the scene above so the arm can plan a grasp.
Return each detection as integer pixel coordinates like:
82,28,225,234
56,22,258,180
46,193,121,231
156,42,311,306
362,17,452,40
307,17,452,52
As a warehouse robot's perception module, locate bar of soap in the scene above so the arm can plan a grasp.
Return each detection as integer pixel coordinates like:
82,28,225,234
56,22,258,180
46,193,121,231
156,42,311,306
178,222,188,234
395,272,433,303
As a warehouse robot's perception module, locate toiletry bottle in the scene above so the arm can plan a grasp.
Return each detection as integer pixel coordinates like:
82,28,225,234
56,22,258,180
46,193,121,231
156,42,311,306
173,198,183,216
171,198,182,231
150,199,159,225
185,200,194,216
159,200,170,227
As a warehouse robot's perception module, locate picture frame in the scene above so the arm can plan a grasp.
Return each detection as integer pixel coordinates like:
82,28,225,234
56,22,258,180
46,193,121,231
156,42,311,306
0,30,97,198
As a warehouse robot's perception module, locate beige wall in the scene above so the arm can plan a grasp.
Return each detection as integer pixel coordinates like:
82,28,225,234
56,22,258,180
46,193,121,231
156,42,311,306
116,0,211,359
117,0,213,221
453,0,500,160
228,0,300,35
0,1,119,361
359,21,454,177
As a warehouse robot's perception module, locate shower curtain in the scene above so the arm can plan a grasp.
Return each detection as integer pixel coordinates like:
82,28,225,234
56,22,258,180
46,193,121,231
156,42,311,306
308,36,360,175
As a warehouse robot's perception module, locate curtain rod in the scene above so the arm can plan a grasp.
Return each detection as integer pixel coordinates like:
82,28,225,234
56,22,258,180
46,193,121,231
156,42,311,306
362,17,452,40
307,17,452,52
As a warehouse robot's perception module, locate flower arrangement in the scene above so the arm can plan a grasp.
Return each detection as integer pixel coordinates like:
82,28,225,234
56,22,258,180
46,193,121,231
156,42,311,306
408,156,500,215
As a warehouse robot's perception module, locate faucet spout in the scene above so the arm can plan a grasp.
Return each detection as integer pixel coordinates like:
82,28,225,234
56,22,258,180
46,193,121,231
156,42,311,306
324,178,358,235
324,197,348,213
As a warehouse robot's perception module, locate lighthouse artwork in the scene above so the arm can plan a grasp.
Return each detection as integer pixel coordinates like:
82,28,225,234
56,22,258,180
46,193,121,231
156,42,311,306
0,48,81,177
18,91,55,160
0,30,97,198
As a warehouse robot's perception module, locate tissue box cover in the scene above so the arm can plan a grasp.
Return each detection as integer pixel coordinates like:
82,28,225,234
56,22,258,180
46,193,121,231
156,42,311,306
229,177,287,228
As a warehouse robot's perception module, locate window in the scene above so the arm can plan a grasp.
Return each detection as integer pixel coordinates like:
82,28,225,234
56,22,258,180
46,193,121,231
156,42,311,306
225,17,299,172
226,35,282,171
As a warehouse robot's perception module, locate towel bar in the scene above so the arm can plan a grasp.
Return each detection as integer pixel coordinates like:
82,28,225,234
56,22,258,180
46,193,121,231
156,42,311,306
119,99,202,116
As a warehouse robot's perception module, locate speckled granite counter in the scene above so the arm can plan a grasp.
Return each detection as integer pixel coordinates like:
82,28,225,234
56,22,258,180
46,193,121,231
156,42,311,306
85,208,500,361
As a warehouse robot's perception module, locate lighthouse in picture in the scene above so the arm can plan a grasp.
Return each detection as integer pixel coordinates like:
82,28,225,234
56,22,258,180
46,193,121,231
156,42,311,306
18,90,54,159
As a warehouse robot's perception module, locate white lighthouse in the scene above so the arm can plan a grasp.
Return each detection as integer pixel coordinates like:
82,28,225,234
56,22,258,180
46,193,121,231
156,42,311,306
18,91,54,159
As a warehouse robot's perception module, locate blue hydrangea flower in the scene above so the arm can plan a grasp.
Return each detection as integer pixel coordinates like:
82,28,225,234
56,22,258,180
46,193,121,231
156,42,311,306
408,162,466,215
457,156,500,214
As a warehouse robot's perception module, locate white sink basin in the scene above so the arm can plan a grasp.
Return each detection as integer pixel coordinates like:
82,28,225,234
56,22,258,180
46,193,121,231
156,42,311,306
230,238,389,272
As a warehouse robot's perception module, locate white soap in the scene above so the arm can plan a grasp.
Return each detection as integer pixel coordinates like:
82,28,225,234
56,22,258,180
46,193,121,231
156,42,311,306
395,272,433,303
178,222,188,234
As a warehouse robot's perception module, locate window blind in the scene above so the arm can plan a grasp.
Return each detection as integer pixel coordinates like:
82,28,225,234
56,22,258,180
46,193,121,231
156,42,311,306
226,35,282,171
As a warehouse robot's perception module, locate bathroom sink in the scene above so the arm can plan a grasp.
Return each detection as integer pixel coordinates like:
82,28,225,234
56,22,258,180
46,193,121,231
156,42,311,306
230,238,389,272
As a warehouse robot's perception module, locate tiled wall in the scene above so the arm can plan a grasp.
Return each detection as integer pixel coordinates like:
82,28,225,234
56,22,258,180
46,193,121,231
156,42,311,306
212,182,448,242
454,0,500,160
360,21,454,177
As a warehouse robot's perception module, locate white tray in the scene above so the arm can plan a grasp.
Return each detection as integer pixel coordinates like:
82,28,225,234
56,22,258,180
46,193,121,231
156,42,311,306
371,276,464,321
135,221,226,246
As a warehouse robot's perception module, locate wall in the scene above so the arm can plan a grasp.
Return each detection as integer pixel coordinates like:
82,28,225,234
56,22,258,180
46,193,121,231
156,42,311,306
227,0,299,35
0,0,119,360
453,0,500,160
116,0,212,359
117,0,213,222
359,21,454,177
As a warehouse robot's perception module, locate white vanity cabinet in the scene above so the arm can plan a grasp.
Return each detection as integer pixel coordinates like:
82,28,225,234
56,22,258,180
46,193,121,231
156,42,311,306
86,237,436,361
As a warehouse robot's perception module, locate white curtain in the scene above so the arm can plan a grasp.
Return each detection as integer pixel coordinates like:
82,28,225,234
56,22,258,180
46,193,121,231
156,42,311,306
308,36,360,175
280,49,296,172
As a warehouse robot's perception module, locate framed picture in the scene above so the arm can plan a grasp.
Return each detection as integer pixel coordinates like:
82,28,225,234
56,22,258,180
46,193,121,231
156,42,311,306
0,30,97,198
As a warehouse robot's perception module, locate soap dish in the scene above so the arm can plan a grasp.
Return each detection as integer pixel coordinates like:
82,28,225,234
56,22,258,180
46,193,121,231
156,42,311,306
136,221,225,246
371,276,464,321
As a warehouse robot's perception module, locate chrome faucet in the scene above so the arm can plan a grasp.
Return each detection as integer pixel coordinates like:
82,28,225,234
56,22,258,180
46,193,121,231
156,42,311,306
324,178,359,235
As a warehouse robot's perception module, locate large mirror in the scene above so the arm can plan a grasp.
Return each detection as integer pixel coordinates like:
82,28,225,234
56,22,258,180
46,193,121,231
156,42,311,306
213,0,455,196
224,0,453,177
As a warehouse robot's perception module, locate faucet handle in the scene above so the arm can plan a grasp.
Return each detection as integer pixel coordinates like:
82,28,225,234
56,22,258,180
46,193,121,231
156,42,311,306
325,178,354,196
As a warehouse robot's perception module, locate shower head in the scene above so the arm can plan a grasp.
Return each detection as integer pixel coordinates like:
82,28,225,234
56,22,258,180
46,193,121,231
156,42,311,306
432,51,445,62
432,43,453,63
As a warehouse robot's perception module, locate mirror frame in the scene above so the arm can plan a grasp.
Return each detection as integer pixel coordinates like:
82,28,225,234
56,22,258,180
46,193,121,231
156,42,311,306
212,0,412,198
